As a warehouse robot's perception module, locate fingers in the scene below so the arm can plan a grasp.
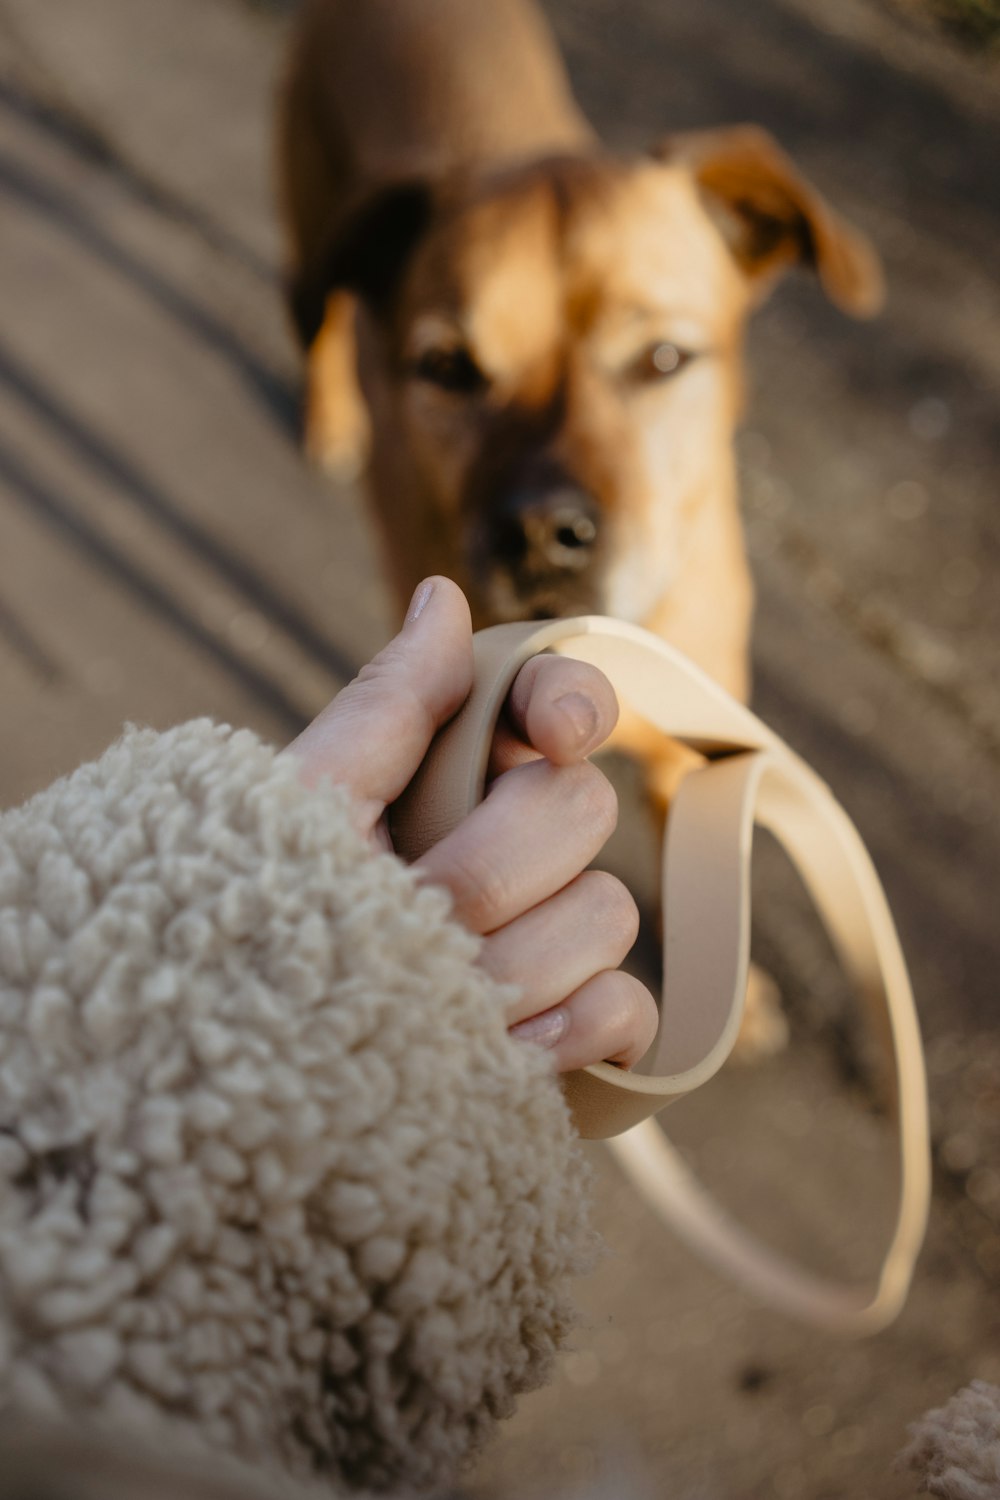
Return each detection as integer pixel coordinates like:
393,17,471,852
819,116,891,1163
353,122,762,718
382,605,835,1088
487,653,620,779
511,971,659,1072
479,870,639,1023
282,575,648,1072
284,578,473,822
414,757,618,934
285,577,620,850
481,869,657,1073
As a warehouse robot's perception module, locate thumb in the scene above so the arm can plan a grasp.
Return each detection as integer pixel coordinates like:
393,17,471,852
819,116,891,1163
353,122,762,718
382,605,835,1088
284,578,474,822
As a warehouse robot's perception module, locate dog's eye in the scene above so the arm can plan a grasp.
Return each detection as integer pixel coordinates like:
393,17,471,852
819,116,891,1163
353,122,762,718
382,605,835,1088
631,342,694,383
413,345,486,394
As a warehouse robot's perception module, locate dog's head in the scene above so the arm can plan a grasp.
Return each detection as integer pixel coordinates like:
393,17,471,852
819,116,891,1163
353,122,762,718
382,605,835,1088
294,128,882,626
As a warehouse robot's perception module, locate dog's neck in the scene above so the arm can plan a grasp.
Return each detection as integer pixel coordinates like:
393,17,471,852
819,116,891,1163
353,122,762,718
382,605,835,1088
640,456,753,703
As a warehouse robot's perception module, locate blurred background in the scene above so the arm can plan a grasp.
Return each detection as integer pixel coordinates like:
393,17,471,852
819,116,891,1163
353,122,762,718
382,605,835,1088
1,0,998,1495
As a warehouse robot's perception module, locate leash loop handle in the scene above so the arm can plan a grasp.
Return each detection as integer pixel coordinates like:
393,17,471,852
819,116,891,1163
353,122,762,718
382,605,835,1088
390,616,930,1333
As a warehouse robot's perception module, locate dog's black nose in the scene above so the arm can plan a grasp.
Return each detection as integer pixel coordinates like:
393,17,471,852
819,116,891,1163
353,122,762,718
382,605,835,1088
493,486,600,575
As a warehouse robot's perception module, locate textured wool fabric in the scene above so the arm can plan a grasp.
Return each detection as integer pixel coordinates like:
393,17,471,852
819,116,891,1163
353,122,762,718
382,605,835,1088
0,720,593,1494
901,1381,1000,1499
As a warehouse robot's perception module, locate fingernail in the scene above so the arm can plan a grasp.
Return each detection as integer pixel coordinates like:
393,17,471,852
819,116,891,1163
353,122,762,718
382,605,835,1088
554,691,599,751
406,578,435,624
510,1006,569,1049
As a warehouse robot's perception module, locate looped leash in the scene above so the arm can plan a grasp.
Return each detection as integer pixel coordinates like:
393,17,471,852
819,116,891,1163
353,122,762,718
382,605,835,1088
391,616,930,1334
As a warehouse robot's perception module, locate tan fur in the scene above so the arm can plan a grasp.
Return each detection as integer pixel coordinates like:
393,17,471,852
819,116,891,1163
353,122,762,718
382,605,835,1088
276,0,881,810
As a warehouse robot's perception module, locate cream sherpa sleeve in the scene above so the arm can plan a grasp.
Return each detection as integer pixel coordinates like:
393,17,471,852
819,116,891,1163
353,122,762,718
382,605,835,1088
0,720,593,1494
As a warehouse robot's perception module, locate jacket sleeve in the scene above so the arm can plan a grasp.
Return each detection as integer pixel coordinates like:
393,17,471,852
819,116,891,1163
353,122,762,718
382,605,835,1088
0,720,593,1493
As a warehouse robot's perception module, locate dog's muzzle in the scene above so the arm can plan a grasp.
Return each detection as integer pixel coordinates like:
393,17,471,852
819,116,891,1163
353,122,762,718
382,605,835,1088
494,484,600,572
470,482,606,618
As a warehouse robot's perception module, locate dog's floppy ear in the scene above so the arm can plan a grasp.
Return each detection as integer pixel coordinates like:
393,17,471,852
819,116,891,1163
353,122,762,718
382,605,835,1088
654,125,884,317
288,180,434,349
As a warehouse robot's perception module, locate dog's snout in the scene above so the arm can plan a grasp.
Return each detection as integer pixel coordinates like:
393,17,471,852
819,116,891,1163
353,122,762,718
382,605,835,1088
495,487,601,574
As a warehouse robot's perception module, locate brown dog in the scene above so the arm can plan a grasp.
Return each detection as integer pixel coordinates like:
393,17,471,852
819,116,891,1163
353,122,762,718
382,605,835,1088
277,0,881,808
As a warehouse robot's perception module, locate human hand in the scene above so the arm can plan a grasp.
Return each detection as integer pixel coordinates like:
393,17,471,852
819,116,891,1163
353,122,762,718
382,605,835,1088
285,577,657,1073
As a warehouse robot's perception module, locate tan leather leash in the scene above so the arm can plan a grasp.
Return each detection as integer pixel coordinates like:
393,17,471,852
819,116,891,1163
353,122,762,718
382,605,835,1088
391,616,931,1335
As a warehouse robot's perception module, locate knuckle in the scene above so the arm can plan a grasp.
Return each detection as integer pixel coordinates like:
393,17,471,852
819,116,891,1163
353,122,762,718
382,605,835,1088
447,848,512,933
560,970,659,1072
353,642,404,690
548,653,613,703
581,871,639,954
569,761,618,841
605,972,658,1067
349,659,434,741
389,679,437,744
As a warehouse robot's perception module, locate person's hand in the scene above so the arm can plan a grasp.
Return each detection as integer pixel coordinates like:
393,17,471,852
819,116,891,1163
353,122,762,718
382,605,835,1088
285,577,657,1073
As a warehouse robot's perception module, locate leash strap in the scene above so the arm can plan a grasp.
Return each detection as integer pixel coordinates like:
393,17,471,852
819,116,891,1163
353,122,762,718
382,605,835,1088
390,616,930,1333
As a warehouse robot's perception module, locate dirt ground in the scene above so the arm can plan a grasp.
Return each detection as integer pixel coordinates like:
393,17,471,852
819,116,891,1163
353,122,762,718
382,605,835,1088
0,1,998,1496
